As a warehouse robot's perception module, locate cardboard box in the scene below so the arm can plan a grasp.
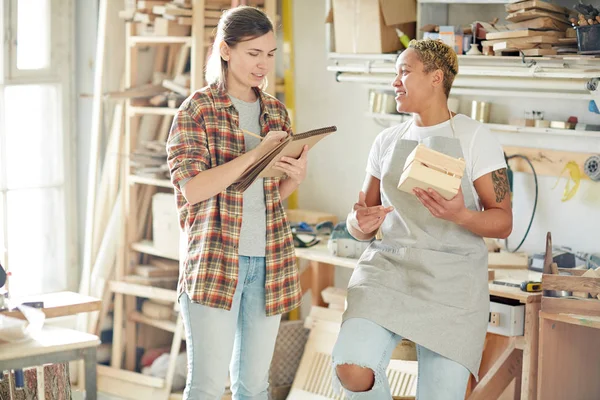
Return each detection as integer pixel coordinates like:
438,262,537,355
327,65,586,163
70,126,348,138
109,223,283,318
397,144,465,200
332,0,416,54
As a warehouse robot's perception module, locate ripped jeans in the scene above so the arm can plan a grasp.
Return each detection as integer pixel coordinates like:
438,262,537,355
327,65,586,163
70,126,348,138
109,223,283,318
332,318,470,400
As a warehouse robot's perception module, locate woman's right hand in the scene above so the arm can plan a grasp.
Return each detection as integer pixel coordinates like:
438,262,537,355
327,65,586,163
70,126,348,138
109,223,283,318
253,130,288,159
349,191,394,235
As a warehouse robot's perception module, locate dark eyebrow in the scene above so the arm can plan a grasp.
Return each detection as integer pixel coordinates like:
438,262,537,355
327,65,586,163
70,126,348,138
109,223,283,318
248,48,278,53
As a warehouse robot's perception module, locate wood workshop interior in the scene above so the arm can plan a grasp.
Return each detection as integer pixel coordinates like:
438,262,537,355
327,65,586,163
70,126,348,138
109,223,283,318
2,0,600,399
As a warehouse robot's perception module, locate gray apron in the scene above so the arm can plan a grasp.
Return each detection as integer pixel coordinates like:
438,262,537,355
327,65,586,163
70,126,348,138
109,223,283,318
344,115,489,379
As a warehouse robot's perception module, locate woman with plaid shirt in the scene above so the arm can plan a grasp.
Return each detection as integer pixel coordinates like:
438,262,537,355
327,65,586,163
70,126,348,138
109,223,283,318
167,7,307,400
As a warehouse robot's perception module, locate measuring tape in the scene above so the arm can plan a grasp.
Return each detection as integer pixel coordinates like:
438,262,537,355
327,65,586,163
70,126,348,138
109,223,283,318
584,155,600,181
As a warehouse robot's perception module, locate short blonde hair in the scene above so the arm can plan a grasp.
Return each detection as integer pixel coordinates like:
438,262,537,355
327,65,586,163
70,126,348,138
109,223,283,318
408,39,458,98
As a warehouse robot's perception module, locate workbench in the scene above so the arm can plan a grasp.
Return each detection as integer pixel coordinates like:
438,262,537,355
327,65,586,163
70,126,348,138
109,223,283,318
295,244,542,400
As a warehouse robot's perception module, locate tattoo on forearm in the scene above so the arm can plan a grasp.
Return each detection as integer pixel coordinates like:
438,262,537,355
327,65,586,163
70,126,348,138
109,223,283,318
492,168,510,203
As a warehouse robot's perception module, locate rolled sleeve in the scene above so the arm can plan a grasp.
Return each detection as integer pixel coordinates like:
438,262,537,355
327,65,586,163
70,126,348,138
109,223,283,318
166,108,210,191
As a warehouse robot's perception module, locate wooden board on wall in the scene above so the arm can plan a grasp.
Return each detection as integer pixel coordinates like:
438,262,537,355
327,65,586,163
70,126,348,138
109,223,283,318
503,146,595,181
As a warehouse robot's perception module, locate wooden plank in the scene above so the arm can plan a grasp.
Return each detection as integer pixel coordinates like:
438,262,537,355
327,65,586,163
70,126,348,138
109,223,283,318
191,0,205,90
507,17,572,31
483,35,560,47
468,342,522,400
506,9,570,24
541,296,600,316
2,292,101,320
539,311,600,329
521,301,540,400
503,146,594,180
505,0,571,15
110,280,178,303
521,48,557,56
542,274,600,293
486,29,565,40
129,311,177,333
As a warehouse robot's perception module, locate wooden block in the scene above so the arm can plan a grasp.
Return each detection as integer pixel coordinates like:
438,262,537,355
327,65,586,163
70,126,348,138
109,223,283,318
404,144,466,177
507,17,572,31
398,162,462,200
505,0,571,16
493,42,552,51
154,17,191,36
486,29,565,40
488,269,496,281
542,274,600,294
506,9,570,24
488,252,528,269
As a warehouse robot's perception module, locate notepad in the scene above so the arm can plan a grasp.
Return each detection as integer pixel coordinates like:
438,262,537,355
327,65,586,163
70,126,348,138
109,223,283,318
233,126,337,192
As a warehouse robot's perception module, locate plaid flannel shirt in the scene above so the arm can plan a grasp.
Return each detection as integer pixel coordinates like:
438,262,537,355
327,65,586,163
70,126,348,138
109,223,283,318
166,83,301,316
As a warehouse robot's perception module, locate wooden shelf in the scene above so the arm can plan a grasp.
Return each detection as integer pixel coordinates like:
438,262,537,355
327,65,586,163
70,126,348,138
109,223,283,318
109,280,177,303
487,123,600,139
540,309,600,329
129,311,178,333
129,174,173,188
129,106,179,116
129,36,192,46
131,240,179,261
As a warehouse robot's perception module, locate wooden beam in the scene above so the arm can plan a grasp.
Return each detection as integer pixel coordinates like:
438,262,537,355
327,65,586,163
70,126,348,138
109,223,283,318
504,146,595,180
469,342,522,400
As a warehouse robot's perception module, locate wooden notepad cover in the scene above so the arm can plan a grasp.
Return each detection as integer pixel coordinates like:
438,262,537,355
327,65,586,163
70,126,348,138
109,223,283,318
397,144,466,200
233,126,337,192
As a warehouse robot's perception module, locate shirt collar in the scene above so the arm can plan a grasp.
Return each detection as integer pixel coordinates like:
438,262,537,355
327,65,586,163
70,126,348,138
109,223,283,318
209,83,271,120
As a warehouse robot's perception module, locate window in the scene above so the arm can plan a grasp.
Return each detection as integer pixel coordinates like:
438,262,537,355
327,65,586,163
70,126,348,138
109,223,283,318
0,0,75,296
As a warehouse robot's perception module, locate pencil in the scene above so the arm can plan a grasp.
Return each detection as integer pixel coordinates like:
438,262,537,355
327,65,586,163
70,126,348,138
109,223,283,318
242,129,263,141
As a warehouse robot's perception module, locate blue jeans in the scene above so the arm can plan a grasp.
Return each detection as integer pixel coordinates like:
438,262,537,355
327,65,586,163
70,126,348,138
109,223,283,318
332,318,470,400
179,256,281,400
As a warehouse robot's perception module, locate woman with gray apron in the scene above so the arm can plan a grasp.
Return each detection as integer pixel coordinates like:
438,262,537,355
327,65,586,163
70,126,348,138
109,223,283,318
332,40,513,399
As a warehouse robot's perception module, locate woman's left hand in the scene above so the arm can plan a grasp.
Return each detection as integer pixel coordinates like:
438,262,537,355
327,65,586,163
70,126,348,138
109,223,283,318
413,187,467,223
274,145,309,184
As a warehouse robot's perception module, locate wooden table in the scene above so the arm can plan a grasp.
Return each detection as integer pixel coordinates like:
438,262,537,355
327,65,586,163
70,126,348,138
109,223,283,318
0,326,100,400
295,244,542,400
1,291,102,398
1,291,102,319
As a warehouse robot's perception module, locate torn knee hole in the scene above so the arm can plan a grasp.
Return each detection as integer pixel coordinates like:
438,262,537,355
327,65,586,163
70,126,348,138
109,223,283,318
336,363,376,392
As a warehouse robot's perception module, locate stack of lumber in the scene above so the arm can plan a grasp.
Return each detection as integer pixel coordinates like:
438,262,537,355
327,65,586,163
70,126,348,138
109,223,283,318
130,140,170,179
482,0,575,56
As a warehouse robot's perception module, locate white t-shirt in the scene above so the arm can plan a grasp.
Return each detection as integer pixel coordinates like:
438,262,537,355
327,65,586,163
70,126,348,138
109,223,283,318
366,114,507,210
